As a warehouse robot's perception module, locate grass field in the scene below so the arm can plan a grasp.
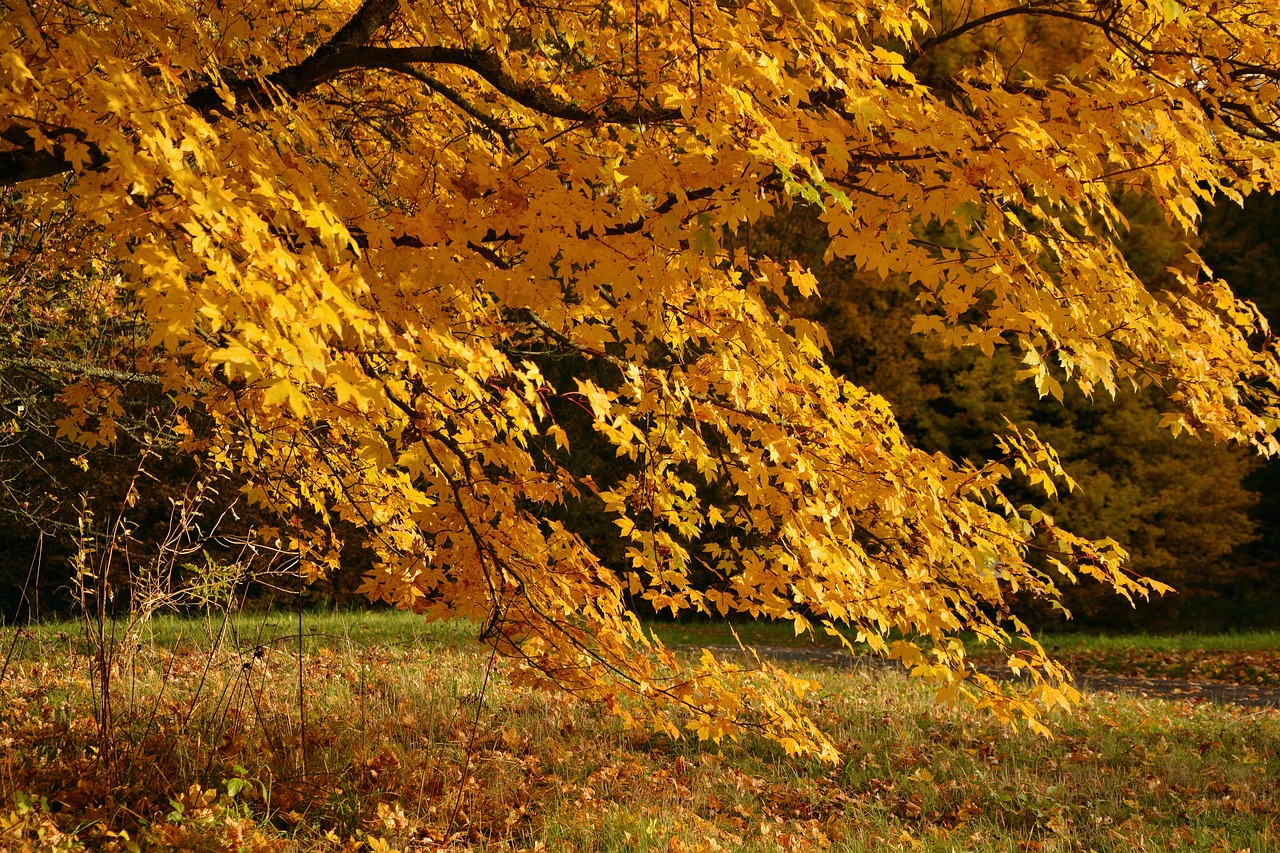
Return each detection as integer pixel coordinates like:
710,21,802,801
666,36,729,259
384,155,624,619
1,611,1277,851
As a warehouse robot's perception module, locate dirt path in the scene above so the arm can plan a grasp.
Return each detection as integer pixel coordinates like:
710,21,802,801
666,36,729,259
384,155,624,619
687,646,1280,709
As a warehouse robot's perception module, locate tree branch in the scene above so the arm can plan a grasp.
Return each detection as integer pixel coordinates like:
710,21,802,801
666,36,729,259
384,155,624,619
1,0,675,187
911,2,1149,64
0,124,105,185
390,64,517,151
1,356,164,386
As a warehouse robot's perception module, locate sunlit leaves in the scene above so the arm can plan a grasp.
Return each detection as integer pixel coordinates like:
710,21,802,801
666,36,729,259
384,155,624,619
3,0,1280,758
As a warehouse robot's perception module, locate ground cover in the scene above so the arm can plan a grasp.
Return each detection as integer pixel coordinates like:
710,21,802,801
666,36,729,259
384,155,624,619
1,612,1276,851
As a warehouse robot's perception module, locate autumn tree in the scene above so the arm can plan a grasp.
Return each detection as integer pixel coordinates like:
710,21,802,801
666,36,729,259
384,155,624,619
4,0,1280,756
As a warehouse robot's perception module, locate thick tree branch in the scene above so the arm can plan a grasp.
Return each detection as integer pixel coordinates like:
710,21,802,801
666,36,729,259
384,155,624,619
1,356,163,386
187,44,678,124
0,124,105,185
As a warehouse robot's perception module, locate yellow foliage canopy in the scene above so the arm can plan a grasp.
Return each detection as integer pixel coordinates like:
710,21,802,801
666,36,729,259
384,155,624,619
3,0,1280,757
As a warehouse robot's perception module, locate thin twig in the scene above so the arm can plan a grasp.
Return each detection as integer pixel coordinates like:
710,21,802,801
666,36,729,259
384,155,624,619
447,601,509,839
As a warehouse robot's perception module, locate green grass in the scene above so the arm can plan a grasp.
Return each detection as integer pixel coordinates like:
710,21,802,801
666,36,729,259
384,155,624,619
1,611,1277,851
2,608,478,660
647,617,848,649
11,611,1278,656
1028,631,1280,653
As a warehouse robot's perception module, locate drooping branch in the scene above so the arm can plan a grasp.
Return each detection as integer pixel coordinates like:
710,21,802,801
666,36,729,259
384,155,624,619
391,64,517,151
906,3,1280,148
0,1,676,187
910,2,1150,63
357,48,677,125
